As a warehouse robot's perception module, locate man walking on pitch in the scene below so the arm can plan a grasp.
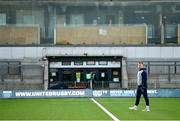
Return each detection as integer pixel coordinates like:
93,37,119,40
129,61,150,112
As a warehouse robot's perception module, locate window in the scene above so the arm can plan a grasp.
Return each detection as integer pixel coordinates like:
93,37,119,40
62,61,71,65
87,61,95,65
112,70,120,82
0,61,20,75
148,25,154,39
70,14,84,25
9,62,21,75
0,13,6,25
165,25,177,38
0,62,8,75
23,15,35,24
99,61,108,65
56,15,66,26
74,61,83,66
16,10,35,24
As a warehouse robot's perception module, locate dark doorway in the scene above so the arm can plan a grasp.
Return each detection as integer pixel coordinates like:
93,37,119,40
106,15,115,24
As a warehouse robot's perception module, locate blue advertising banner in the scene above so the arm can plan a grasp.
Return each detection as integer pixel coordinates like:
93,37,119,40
0,89,91,98
0,89,180,98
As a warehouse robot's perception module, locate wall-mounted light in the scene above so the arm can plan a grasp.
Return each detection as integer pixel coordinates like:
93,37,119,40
84,53,88,56
141,16,145,20
42,57,47,61
163,16,167,19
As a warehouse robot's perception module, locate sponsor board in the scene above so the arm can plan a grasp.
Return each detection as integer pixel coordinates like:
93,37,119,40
0,89,180,98
93,90,109,97
110,90,135,97
0,90,90,98
2,91,13,98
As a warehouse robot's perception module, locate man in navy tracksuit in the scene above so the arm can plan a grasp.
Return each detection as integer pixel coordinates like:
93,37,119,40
129,61,150,112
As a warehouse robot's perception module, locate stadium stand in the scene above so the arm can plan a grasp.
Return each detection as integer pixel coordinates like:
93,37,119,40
0,0,180,90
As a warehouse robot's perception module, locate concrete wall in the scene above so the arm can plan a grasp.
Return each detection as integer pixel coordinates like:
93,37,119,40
0,62,44,90
0,46,180,59
21,63,43,84
0,46,180,90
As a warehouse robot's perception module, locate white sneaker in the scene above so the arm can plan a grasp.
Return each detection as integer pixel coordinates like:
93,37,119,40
129,105,137,111
142,106,150,112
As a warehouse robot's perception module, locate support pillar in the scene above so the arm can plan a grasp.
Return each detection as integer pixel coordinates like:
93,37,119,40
121,57,128,89
44,60,49,90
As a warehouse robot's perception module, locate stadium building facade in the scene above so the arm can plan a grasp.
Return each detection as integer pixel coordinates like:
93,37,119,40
0,0,180,90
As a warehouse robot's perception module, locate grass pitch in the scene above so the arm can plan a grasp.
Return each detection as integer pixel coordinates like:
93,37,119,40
0,98,180,120
97,98,180,120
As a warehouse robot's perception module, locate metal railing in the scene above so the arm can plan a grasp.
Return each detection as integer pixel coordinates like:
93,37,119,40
48,81,120,89
127,61,180,89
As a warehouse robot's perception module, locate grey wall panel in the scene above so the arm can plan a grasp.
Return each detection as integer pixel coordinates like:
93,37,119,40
24,47,38,59
11,47,25,59
148,47,161,58
160,47,174,58
135,47,149,58
111,47,125,56
125,47,137,58
174,47,180,58
0,47,12,59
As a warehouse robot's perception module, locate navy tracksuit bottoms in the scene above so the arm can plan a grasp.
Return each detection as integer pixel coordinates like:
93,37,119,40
135,86,149,106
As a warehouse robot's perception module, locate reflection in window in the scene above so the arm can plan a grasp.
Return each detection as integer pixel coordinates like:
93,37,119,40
74,61,83,66
99,61,108,65
87,61,95,65
62,61,71,65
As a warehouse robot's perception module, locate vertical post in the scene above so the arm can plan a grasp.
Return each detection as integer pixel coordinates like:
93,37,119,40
102,80,104,89
175,62,177,74
20,62,23,82
44,60,49,90
158,6,164,44
148,61,150,74
44,6,49,40
168,65,171,83
90,79,93,90
161,24,165,44
178,24,180,44
145,24,148,44
121,57,128,89
53,6,56,44
54,27,56,45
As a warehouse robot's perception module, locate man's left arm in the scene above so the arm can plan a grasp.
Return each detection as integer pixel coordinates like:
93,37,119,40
141,71,147,89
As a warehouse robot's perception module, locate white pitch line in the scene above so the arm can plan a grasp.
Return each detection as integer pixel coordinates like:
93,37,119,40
91,98,120,121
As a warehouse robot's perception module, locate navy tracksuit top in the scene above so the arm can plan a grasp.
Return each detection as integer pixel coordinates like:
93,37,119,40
137,68,147,89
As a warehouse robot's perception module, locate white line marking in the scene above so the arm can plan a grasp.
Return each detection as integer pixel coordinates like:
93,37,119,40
91,98,120,121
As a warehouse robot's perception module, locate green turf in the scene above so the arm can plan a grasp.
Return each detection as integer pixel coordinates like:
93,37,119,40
0,98,180,120
0,98,111,120
97,98,180,120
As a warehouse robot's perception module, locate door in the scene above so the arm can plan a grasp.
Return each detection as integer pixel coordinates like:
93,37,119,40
62,70,72,88
112,69,120,82
106,15,115,24
74,69,86,89
98,70,109,89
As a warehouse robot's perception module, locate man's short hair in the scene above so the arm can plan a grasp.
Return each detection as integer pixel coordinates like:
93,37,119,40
138,61,144,65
